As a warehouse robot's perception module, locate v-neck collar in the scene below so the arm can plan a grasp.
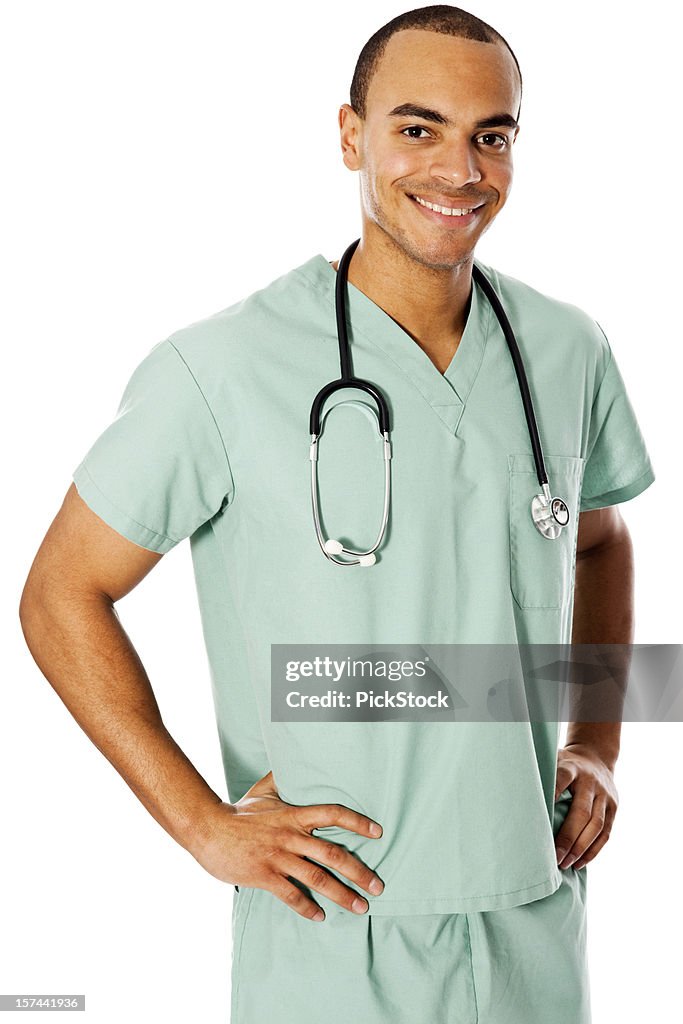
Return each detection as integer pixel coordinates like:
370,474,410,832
301,253,493,435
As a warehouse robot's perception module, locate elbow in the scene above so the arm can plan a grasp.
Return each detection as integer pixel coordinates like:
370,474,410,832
19,571,50,647
19,565,74,645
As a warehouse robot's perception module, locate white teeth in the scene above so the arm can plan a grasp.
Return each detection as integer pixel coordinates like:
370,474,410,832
412,195,477,216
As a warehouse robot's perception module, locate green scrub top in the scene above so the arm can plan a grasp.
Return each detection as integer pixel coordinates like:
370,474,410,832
72,253,655,915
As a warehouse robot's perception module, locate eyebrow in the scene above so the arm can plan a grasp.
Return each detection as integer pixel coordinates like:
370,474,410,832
387,102,519,131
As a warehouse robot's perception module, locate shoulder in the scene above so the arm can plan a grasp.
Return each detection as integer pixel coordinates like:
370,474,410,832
473,258,611,374
164,254,328,367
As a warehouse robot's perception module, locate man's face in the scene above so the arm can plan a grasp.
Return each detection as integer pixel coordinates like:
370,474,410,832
341,29,522,270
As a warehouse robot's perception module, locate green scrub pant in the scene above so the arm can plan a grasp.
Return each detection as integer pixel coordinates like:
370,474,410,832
229,862,589,1024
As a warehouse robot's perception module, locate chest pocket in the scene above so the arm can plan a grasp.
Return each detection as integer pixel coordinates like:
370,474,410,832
508,453,585,609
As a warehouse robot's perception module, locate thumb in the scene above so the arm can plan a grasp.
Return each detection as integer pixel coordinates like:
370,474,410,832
554,765,574,801
246,770,279,798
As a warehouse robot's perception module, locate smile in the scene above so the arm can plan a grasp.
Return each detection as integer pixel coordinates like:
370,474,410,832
409,195,482,216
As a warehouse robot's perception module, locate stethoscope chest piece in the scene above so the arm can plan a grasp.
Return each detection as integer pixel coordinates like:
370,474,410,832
531,485,570,540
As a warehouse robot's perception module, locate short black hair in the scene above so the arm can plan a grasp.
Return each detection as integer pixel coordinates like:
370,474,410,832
350,5,522,121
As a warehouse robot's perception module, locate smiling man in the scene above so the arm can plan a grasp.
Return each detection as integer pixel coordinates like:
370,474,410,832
339,24,522,379
20,5,655,1024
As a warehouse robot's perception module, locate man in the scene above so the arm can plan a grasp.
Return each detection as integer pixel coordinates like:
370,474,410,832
20,5,654,1023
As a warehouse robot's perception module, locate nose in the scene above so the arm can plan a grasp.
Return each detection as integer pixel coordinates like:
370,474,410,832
429,136,482,188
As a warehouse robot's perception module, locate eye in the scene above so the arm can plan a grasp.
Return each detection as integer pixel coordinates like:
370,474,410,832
400,125,432,140
477,133,509,149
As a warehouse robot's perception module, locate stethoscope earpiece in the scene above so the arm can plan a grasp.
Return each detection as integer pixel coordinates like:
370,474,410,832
323,538,377,566
310,238,570,566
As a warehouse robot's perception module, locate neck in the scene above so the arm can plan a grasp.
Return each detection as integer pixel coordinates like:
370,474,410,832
332,228,474,373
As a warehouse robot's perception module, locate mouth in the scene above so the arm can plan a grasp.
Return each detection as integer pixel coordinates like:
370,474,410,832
408,193,485,226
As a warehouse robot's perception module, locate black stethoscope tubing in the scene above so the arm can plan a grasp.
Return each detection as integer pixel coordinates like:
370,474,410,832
469,258,548,489
309,238,569,564
309,239,391,437
311,237,548,490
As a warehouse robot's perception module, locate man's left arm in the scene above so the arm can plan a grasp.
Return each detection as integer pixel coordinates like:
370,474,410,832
554,506,633,870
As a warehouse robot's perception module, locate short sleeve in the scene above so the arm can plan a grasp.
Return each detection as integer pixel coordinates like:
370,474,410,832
72,338,235,552
579,327,655,511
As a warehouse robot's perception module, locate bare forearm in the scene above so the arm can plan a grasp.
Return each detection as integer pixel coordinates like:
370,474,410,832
567,535,635,769
19,592,223,855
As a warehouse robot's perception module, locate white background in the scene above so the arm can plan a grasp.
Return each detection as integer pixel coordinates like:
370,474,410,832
2,1,680,1021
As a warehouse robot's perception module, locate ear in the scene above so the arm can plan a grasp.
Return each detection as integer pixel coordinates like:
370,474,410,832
339,103,363,171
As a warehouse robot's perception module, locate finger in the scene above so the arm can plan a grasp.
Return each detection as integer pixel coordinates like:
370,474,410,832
266,874,328,922
573,794,622,868
558,798,606,867
290,834,384,896
277,852,372,915
554,790,595,863
572,830,611,870
554,781,570,801
294,803,383,839
560,801,611,868
554,766,575,801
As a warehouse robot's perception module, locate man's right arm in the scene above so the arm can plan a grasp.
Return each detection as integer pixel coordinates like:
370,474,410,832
18,482,226,855
18,484,385,921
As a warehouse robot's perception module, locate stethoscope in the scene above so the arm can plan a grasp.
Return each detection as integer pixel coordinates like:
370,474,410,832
309,238,570,567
